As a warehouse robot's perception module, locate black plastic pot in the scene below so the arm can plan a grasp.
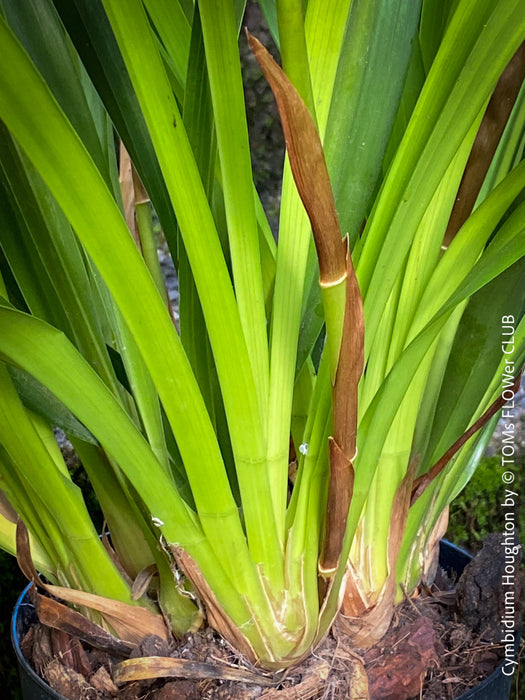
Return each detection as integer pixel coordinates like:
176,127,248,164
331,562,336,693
11,582,65,700
438,540,518,699
11,541,518,699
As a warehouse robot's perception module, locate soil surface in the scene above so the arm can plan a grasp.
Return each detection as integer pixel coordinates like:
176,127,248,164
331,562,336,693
20,534,521,700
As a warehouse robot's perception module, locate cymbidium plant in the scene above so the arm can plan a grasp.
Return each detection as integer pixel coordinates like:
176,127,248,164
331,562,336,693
0,0,524,676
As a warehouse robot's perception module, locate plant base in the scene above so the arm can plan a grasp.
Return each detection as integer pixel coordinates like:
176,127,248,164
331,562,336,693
12,541,519,699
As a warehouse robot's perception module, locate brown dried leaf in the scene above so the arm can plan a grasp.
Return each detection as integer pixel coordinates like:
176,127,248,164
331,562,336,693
16,518,45,587
411,372,522,504
119,142,141,248
16,519,169,645
171,546,257,664
247,31,346,285
35,592,134,657
118,143,175,325
320,438,354,575
131,563,158,600
101,529,134,586
443,42,525,247
131,166,150,205
113,656,275,686
332,243,365,457
44,584,169,644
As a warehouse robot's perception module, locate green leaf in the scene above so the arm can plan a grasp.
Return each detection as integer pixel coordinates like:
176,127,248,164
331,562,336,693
2,0,114,185
52,0,180,259
0,361,133,600
178,6,238,489
7,366,97,444
0,127,121,394
421,257,525,471
200,0,269,421
357,0,525,357
419,0,458,73
0,16,257,586
265,0,352,536
142,0,191,94
324,0,423,245
257,0,280,46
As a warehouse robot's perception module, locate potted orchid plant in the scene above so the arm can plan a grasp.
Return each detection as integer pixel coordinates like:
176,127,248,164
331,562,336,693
0,0,523,696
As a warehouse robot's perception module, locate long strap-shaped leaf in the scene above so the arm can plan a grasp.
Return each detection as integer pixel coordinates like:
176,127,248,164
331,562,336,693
357,0,525,357
0,362,134,601
0,304,203,547
0,17,269,592
324,0,423,244
97,0,283,587
2,0,114,187
0,303,279,641
296,0,421,379
142,0,191,93
199,0,269,421
0,129,121,396
52,0,181,252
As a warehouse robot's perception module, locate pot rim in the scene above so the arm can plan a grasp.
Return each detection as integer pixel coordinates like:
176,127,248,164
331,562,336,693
11,581,67,700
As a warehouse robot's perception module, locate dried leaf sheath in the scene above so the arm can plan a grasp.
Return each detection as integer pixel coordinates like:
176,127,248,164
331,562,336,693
339,459,418,646
410,372,522,505
113,655,275,686
443,42,525,247
34,593,135,657
247,32,346,285
333,245,365,457
321,249,365,574
320,438,354,574
16,520,169,645
119,143,142,249
249,33,365,575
